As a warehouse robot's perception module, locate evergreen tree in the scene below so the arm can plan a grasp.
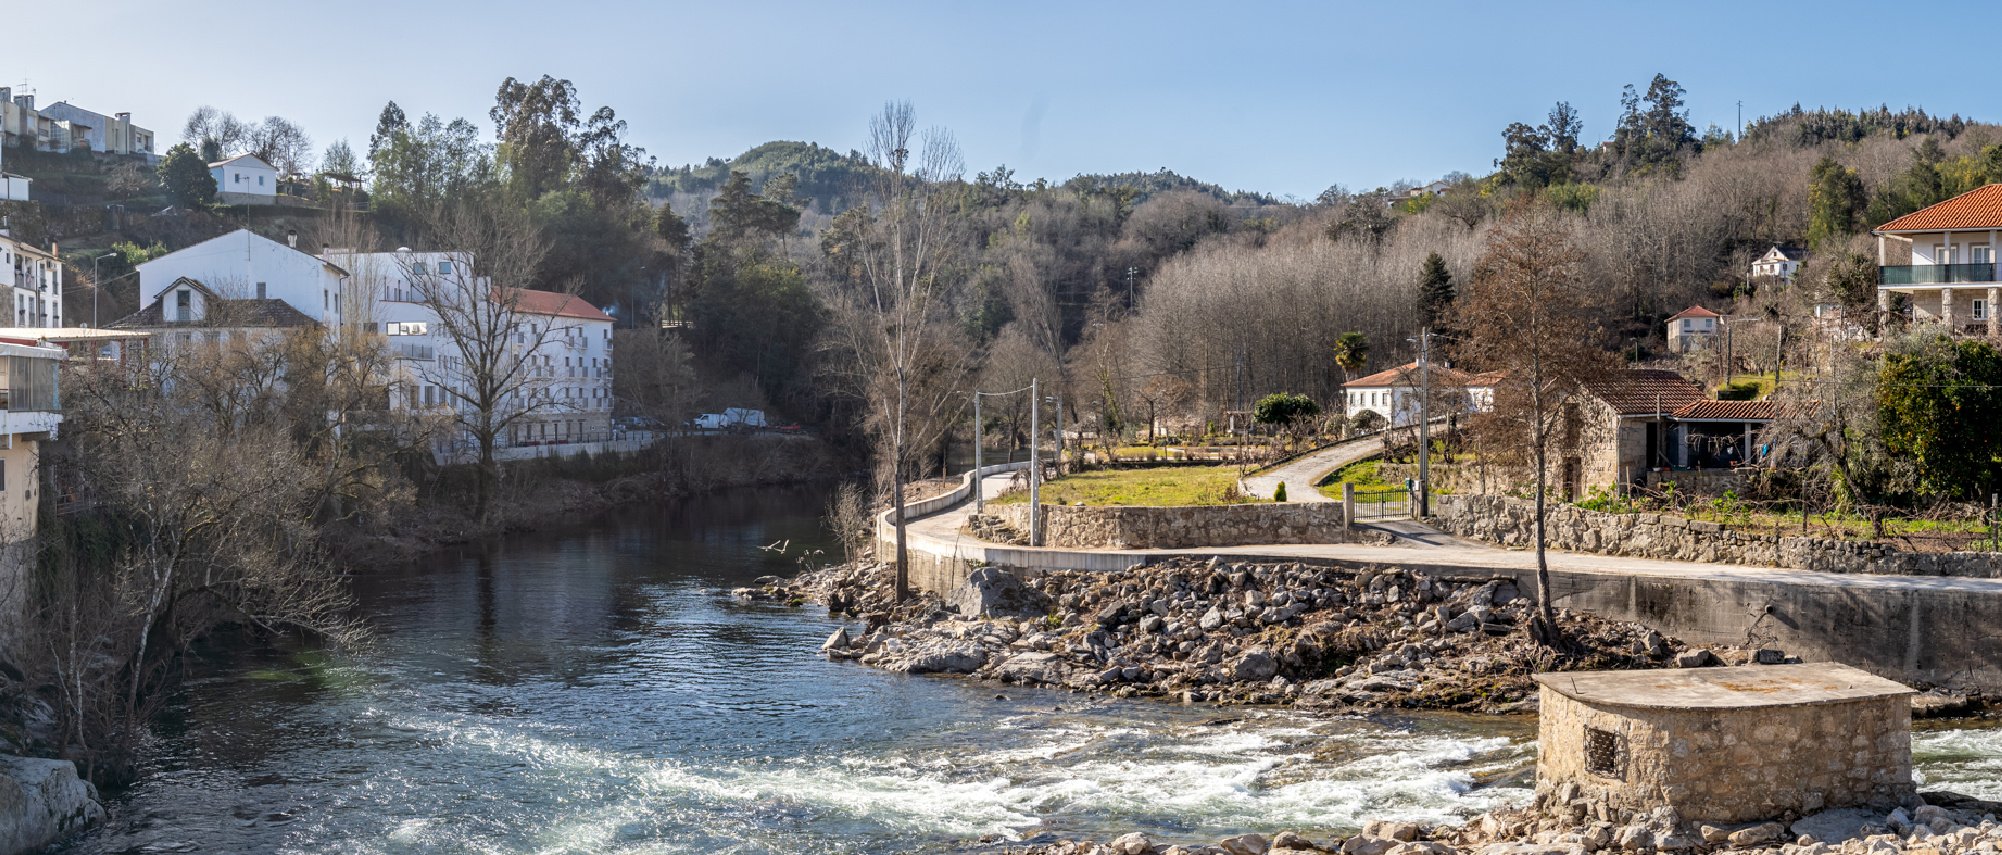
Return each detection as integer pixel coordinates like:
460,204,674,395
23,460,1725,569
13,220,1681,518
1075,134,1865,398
1807,157,1867,249
157,143,216,208
1418,252,1456,331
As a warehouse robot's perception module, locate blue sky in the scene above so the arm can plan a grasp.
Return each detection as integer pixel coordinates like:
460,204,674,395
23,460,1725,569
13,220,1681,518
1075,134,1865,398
14,0,2000,199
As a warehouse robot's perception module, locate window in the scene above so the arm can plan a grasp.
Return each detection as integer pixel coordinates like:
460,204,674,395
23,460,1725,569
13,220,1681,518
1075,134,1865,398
257,175,265,186
438,260,453,275
1584,727,1626,778
256,282,267,300
413,262,428,275
1976,299,1990,322
234,173,242,184
1976,246,1995,265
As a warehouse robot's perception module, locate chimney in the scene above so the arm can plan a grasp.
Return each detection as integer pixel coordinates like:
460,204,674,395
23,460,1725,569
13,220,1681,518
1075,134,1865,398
17,95,32,112
0,88,9,104
115,112,130,122
0,214,9,237
287,229,298,249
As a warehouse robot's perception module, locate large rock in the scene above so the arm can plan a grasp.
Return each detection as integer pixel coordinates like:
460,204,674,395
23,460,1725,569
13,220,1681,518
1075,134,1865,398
950,567,1050,618
0,756,102,855
1231,650,1278,682
1790,808,1886,844
888,642,988,674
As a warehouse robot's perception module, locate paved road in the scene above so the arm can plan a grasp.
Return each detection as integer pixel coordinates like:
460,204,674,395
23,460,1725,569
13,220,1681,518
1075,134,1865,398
1239,436,1384,502
905,473,2002,596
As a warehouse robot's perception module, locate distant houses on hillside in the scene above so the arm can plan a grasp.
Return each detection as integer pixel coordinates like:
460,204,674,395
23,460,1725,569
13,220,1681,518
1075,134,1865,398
0,87,155,158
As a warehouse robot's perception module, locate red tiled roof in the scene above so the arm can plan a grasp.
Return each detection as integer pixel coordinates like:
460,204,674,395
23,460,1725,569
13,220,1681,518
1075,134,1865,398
1583,369,1707,416
1667,305,1720,321
1876,184,2002,232
1344,361,1492,389
509,288,612,322
1672,400,1822,422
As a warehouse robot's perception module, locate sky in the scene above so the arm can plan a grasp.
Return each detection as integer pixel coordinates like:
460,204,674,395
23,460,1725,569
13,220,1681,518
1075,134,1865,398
13,0,2002,200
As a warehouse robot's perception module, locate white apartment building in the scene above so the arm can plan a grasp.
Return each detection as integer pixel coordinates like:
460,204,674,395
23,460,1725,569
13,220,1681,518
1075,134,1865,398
0,227,62,329
330,248,616,453
1343,361,1497,428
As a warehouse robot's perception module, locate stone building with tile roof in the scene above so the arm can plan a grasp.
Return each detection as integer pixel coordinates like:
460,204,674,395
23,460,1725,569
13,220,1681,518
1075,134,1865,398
1873,183,2002,335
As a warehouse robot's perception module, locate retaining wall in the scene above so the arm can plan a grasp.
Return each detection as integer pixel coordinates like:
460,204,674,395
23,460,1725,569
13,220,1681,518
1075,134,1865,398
1434,493,2002,579
987,502,1349,550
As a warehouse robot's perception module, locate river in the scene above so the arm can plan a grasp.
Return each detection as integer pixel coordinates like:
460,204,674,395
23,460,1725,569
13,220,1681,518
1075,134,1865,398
55,486,2002,854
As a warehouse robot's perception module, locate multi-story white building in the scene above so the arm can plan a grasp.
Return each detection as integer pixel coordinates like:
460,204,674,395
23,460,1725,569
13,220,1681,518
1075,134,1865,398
328,248,615,452
1343,361,1498,428
0,227,62,328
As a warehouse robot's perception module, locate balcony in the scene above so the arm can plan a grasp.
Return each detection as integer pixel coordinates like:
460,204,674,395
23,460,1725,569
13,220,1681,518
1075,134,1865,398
1879,263,1998,287
392,341,436,361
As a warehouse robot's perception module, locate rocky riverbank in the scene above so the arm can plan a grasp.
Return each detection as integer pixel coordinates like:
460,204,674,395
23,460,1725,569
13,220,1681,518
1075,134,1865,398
766,557,1770,713
977,792,2002,855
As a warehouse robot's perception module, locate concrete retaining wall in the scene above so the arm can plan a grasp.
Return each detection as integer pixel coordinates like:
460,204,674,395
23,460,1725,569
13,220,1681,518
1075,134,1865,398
1435,493,2002,579
988,502,1348,550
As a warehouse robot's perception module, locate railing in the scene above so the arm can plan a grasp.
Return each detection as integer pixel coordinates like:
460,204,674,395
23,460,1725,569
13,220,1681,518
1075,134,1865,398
392,341,436,361
1879,263,1999,286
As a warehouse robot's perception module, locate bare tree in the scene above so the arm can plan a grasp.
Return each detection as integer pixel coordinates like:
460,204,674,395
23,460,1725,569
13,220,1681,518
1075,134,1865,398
1454,202,1613,636
401,203,574,521
246,115,314,176
822,101,972,600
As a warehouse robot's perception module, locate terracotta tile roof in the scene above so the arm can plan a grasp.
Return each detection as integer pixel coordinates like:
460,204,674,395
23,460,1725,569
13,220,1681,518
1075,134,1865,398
1876,184,2002,232
1583,369,1707,416
1667,305,1720,321
1344,361,1493,389
1672,400,1822,421
509,288,613,322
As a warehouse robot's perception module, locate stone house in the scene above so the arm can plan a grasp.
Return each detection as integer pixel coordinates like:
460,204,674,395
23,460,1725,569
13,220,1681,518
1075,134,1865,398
1534,664,1913,825
1559,370,1707,499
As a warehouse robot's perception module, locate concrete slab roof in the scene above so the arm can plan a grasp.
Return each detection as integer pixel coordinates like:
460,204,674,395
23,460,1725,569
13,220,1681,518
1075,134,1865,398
1533,664,1912,710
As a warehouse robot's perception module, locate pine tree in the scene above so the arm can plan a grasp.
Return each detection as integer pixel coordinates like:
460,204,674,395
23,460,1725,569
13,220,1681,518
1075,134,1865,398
1418,252,1456,331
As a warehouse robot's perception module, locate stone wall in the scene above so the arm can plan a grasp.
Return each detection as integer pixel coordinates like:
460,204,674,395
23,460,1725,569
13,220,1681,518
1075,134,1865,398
1537,685,1912,824
1378,462,1486,495
1434,493,2002,578
989,502,1349,550
1639,468,1758,497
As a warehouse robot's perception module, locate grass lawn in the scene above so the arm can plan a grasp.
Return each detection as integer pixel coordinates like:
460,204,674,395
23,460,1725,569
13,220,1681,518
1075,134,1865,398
1315,459,1392,500
991,465,1255,506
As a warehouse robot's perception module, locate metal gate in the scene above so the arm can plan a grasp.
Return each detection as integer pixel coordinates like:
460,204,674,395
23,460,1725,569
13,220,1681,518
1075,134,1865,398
1350,487,1410,520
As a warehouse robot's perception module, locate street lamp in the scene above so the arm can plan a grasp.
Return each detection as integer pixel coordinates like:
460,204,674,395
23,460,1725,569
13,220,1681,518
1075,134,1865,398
1407,330,1435,518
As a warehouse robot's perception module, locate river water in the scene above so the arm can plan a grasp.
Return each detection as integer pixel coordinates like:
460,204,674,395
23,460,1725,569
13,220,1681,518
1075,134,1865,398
55,486,2002,854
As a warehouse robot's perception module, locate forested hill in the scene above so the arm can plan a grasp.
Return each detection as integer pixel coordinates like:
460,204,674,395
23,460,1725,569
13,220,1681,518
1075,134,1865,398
649,140,1284,224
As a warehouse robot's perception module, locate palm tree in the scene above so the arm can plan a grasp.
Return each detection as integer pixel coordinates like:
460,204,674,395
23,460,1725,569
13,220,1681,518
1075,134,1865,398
1333,331,1370,384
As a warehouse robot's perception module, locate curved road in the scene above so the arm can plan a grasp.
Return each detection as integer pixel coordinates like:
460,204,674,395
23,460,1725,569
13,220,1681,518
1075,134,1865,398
1238,436,1384,502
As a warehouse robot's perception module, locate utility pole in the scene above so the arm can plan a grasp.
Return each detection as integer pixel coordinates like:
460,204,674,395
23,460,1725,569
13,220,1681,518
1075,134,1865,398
973,392,984,513
1737,100,1743,140
1126,266,1138,310
1029,377,1042,546
1054,392,1064,476
1415,330,1432,518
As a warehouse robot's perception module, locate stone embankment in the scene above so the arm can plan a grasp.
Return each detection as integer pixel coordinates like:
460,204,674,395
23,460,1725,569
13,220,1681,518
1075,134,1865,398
767,558,1779,712
986,794,2002,855
972,503,1351,550
1435,494,2002,579
0,756,101,855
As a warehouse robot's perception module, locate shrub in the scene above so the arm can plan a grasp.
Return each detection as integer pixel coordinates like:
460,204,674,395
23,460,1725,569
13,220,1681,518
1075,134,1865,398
1273,481,1288,502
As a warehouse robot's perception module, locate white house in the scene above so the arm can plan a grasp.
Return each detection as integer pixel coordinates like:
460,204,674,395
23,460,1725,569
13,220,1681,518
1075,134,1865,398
0,145,27,202
35,102,155,158
1873,184,2002,336
328,248,616,453
0,227,62,329
1750,246,1805,283
209,154,279,204
1343,361,1498,428
1665,305,1721,353
135,229,351,330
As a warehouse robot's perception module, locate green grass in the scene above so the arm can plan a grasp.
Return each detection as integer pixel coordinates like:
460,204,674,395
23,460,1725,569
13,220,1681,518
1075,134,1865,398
1315,459,1392,499
991,465,1255,506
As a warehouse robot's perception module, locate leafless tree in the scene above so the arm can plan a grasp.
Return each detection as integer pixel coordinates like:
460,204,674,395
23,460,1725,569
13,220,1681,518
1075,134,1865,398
1454,202,1613,636
246,116,314,176
399,203,576,521
821,101,973,601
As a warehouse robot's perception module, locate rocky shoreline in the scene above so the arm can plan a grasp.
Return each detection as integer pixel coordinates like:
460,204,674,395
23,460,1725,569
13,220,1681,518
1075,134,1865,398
765,557,1804,714
749,556,1991,855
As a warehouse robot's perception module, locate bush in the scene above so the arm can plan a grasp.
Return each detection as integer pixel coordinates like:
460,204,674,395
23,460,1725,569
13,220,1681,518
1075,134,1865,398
1273,481,1288,502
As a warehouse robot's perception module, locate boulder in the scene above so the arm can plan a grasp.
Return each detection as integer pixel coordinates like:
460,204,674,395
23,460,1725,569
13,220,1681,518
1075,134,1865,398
951,567,1050,618
820,626,850,653
889,642,988,674
1111,832,1156,854
1231,650,1279,682
0,756,103,855
1220,833,1271,855
1672,649,1716,668
1725,822,1783,847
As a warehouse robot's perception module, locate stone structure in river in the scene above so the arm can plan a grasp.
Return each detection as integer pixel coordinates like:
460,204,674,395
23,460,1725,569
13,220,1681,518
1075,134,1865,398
1534,663,1915,825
